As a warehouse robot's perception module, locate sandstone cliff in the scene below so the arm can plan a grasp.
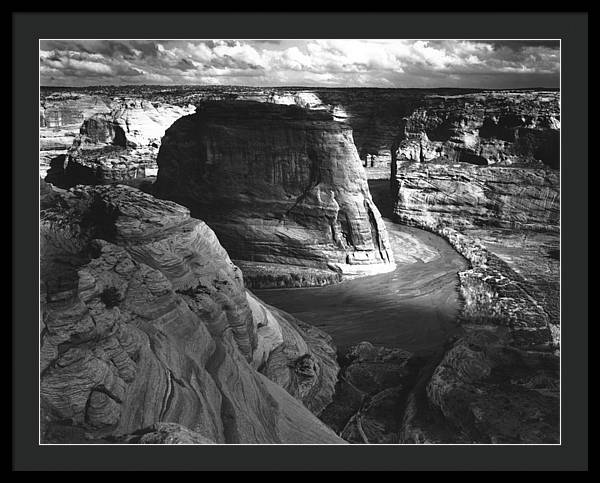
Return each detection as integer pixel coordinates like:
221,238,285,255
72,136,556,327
387,90,560,441
154,101,395,286
40,182,342,444
40,93,112,177
41,87,560,182
392,161,560,232
393,91,560,169
43,98,195,187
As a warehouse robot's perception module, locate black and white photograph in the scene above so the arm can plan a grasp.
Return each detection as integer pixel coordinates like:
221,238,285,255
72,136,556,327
12,11,588,471
37,37,562,445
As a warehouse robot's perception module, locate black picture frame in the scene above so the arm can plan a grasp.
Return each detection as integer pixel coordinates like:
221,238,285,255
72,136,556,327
13,11,588,471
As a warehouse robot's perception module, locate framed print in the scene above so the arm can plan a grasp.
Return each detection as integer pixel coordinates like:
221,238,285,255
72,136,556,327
13,11,588,471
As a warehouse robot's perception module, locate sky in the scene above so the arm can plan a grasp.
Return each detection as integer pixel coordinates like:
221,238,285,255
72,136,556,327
39,39,560,89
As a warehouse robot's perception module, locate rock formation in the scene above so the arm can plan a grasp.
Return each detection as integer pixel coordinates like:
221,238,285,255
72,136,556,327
115,422,217,444
385,89,560,442
392,161,560,232
41,86,560,181
424,328,559,443
389,166,560,443
393,91,560,169
320,342,421,444
43,98,195,187
38,86,561,445
318,230,559,444
40,182,342,444
40,93,112,177
154,101,395,287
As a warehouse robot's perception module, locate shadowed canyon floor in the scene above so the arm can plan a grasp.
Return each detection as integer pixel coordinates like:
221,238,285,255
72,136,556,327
254,180,468,353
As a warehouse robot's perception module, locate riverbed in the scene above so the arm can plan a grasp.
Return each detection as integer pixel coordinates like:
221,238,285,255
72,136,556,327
253,180,468,353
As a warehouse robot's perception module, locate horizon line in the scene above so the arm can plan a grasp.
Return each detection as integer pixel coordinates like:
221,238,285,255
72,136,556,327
40,84,560,91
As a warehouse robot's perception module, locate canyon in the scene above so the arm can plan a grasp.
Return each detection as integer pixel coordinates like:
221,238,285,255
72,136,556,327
39,86,560,444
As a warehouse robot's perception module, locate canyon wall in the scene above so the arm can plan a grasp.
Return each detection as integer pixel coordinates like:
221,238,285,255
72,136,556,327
393,90,560,169
387,90,560,443
393,161,560,232
42,96,194,185
41,87,560,182
40,94,112,177
154,101,395,286
38,87,561,444
390,162,559,443
40,182,342,444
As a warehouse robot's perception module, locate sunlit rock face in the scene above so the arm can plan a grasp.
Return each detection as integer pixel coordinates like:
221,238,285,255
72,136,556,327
40,183,342,444
266,90,329,111
39,94,112,178
43,98,195,187
40,94,112,151
392,91,560,169
40,87,561,182
392,161,560,232
80,99,196,149
155,101,395,286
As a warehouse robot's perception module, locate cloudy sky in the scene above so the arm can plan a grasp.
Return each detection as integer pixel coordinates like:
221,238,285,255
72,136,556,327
39,39,560,89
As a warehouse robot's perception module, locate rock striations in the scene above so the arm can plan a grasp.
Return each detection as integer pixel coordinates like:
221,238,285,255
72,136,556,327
386,91,560,443
392,161,560,232
44,98,195,188
154,101,395,287
40,182,342,444
40,93,112,178
392,91,560,169
390,162,559,443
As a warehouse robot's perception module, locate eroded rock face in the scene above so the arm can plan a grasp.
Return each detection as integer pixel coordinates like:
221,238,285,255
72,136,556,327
426,330,559,444
391,158,560,345
393,91,560,169
319,341,422,444
43,98,195,188
40,183,341,444
155,101,395,285
40,94,112,150
40,87,560,182
40,94,112,178
79,99,196,149
393,161,560,232
116,422,216,444
390,105,560,442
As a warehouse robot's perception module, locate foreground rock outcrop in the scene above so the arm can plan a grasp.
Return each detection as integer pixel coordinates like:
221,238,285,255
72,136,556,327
320,342,422,444
155,101,395,287
40,182,342,444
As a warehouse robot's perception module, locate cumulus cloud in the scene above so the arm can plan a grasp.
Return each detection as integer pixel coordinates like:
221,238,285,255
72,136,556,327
39,39,560,88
